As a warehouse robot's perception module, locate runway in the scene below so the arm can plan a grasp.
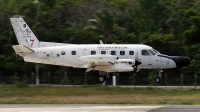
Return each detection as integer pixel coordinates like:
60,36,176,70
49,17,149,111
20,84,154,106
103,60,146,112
0,104,200,112
149,105,200,112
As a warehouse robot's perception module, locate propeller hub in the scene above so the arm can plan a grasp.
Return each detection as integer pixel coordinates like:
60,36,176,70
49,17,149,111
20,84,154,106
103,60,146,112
135,60,142,66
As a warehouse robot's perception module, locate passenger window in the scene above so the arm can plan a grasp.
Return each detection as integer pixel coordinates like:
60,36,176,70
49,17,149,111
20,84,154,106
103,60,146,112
120,51,125,55
129,51,134,55
111,51,116,55
141,50,150,56
101,51,106,54
72,51,76,55
91,51,96,55
61,51,65,55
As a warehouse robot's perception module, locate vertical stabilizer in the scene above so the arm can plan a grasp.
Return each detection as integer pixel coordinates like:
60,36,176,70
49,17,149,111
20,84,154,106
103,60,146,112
10,17,39,48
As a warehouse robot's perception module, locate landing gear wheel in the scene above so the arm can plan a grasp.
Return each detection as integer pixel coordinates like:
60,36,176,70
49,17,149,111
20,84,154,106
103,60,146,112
155,77,160,83
105,73,112,80
99,76,105,83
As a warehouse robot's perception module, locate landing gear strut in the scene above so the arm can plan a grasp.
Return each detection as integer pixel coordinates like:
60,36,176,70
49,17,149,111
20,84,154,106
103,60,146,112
99,72,112,83
105,73,112,80
155,69,163,83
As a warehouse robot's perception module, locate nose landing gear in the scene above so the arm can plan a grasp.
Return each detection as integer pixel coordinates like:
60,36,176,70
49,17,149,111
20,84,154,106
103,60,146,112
155,69,163,83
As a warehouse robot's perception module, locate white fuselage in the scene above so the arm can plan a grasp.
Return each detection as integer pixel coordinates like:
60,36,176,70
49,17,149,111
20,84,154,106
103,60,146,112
18,44,176,71
10,17,190,75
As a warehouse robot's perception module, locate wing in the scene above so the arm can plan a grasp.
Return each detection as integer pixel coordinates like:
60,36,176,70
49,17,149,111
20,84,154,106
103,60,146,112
78,55,142,72
78,54,118,72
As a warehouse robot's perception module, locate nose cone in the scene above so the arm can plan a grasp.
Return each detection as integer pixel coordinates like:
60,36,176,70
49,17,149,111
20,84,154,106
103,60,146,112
169,56,190,67
135,60,142,66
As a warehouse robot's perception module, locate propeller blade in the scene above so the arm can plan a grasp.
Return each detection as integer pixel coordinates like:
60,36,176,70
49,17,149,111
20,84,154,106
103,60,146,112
135,60,142,66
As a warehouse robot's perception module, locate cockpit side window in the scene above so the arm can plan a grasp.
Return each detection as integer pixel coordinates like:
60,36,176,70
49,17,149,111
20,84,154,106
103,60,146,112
141,50,151,56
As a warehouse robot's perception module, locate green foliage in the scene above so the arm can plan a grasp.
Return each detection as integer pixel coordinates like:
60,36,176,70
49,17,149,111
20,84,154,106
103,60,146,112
85,9,115,43
9,75,28,87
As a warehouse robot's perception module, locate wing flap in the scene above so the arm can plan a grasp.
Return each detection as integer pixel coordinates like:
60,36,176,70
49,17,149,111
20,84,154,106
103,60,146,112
12,45,34,53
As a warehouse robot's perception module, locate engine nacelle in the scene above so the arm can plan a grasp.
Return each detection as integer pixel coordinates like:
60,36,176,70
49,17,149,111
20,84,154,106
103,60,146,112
78,55,118,62
115,59,136,66
94,62,134,72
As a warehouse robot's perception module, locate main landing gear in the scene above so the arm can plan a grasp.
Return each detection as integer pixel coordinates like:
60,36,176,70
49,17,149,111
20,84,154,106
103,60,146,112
99,72,112,83
155,69,163,83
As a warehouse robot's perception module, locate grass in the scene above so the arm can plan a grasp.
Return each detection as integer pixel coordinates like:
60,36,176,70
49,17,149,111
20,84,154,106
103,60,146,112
0,85,200,104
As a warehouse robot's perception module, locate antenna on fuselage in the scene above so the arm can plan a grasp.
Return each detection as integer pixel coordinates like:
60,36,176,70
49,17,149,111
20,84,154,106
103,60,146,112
99,40,104,44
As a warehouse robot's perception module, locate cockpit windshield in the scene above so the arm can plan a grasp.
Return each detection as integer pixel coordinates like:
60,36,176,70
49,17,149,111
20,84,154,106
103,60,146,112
148,50,156,55
147,49,160,55
142,48,160,56
153,49,160,54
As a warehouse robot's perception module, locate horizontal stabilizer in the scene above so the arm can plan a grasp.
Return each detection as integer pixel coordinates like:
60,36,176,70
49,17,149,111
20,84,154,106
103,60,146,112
23,56,71,66
12,45,34,53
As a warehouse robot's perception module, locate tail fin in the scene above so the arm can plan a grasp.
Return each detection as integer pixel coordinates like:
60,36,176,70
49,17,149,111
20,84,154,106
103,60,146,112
10,17,39,48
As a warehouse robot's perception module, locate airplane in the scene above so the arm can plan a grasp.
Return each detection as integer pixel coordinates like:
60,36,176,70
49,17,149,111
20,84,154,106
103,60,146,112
10,17,190,83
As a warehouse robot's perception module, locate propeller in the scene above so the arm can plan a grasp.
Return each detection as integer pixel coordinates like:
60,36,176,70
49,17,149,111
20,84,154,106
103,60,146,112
133,52,142,72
